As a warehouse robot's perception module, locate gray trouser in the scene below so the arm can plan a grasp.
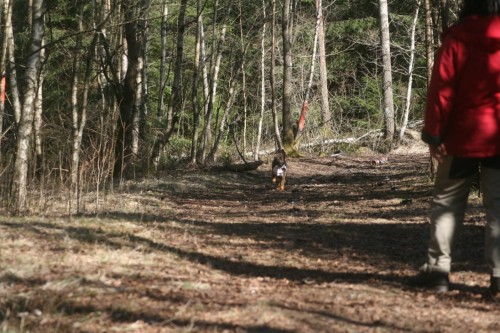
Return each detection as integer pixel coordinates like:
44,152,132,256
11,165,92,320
424,156,500,277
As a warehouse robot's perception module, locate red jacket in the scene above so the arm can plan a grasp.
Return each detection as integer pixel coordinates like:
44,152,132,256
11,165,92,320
422,16,500,158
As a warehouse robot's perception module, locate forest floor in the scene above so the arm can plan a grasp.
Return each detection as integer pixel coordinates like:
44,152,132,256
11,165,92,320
1,143,500,333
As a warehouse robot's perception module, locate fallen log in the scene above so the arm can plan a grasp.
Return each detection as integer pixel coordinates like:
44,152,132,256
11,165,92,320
210,160,264,172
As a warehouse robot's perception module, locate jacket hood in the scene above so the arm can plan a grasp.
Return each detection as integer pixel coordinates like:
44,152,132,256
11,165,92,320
447,16,500,52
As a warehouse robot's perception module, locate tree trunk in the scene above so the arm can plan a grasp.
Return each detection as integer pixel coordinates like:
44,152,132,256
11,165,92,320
270,0,282,149
282,0,294,151
0,0,8,157
316,0,330,130
239,0,249,155
157,0,168,119
190,2,202,164
295,2,321,144
439,0,449,31
207,74,239,162
133,0,148,159
138,0,149,139
114,0,141,179
6,0,21,124
255,0,267,160
400,0,420,140
424,0,434,86
11,0,45,213
151,0,188,167
378,0,395,143
70,7,96,213
33,38,45,178
200,1,232,164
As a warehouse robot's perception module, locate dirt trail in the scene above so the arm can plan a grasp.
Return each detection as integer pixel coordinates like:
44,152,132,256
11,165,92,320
0,151,499,332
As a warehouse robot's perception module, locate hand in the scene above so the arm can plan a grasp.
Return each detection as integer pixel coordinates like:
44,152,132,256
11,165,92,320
429,143,447,163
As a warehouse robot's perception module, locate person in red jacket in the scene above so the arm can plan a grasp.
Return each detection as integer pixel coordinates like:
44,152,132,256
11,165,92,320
412,0,500,295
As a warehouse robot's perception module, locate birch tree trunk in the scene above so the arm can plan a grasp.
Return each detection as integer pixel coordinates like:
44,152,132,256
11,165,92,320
190,0,202,164
199,1,231,163
239,0,248,154
316,0,330,130
133,0,149,159
207,77,240,162
200,16,209,121
0,0,7,156
11,0,45,213
424,0,434,86
295,3,321,143
282,0,294,151
157,0,168,119
5,0,21,124
33,38,45,177
270,0,282,149
399,0,420,140
378,0,395,143
70,7,96,213
255,0,267,160
425,0,437,176
151,0,188,167
139,0,149,125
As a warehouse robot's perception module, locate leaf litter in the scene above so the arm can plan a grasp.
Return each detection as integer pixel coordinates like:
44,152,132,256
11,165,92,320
0,152,499,332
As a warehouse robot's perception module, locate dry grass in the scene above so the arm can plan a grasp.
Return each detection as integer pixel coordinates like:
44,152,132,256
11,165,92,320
1,151,500,332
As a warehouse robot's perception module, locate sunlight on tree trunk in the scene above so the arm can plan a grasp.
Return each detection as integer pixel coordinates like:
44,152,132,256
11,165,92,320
294,1,321,147
5,0,20,124
282,0,294,152
200,1,232,164
271,0,282,150
151,0,187,167
33,38,45,181
424,0,434,86
239,0,249,155
255,0,267,160
378,0,395,144
400,0,420,141
114,0,142,180
157,0,168,120
317,0,330,133
0,0,7,158
190,0,202,164
11,0,44,213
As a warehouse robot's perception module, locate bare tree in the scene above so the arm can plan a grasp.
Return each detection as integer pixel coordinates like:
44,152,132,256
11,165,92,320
282,0,294,151
11,0,45,213
0,0,7,156
157,0,168,119
114,0,143,178
400,0,420,140
70,4,97,213
295,1,321,144
317,0,330,130
270,0,282,149
5,0,21,124
190,0,203,164
255,0,267,160
151,0,188,167
378,0,395,143
424,0,434,85
237,2,248,155
33,37,45,179
199,1,232,163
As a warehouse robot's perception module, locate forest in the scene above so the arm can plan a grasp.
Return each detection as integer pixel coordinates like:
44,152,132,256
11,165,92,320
0,0,460,213
3,1,500,332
